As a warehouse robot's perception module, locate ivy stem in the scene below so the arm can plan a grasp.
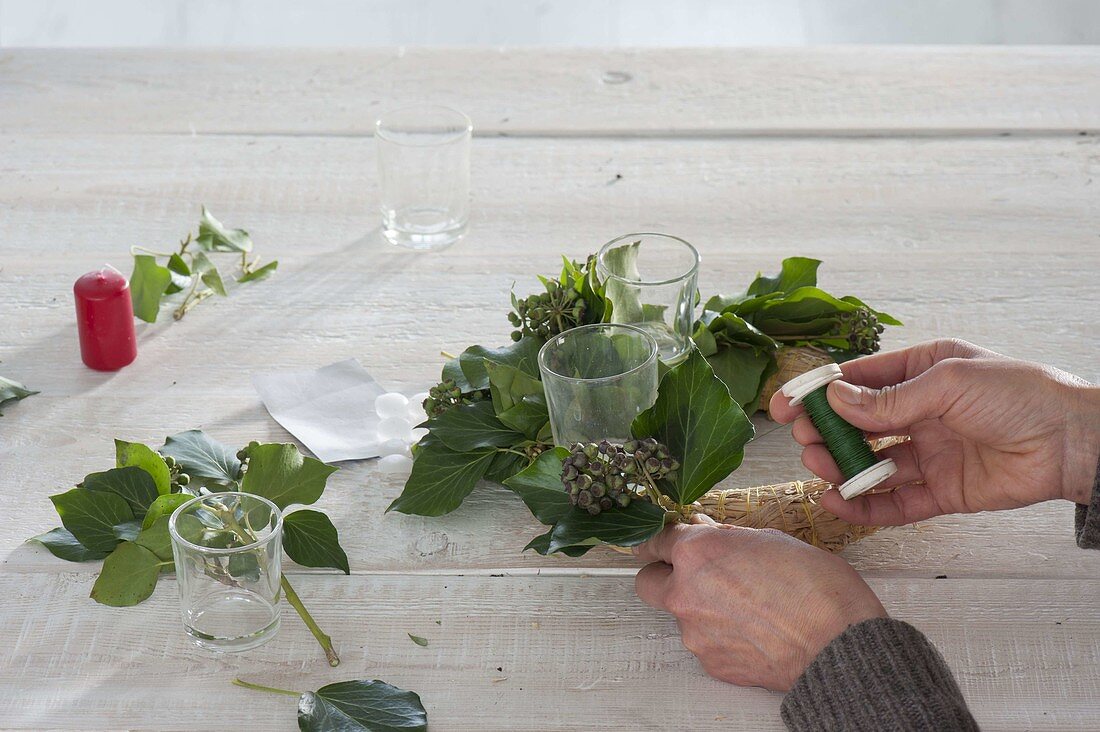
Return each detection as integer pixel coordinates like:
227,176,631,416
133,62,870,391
129,245,176,257
232,678,301,697
281,575,340,667
174,286,213,320
440,350,457,359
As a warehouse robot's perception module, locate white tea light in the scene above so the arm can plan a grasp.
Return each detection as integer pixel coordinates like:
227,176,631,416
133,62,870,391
375,392,410,419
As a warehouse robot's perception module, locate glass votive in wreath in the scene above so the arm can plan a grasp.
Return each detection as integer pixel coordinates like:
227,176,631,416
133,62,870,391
596,233,700,365
169,492,282,652
538,323,659,446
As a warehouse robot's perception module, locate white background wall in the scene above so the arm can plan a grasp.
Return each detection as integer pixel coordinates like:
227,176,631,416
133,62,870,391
2,0,1099,47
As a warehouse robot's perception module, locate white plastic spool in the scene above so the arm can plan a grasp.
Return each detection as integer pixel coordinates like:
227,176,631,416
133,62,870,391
781,364,897,500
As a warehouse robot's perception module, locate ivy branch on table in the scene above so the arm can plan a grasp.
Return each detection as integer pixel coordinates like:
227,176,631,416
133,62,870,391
233,677,428,732
129,206,278,322
30,430,348,666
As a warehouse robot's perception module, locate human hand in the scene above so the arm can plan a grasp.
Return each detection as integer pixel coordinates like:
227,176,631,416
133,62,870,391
769,339,1100,526
633,515,886,691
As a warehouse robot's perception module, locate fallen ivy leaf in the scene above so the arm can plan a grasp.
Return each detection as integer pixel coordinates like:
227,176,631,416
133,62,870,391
407,634,428,647
0,375,38,416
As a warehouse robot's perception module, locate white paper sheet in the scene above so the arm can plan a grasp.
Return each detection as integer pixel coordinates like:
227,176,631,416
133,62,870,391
251,358,386,463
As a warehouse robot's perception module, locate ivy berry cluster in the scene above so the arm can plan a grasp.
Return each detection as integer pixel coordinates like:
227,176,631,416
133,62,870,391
839,306,886,354
560,439,680,515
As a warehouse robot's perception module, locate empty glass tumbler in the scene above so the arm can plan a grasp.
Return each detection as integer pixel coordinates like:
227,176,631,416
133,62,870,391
375,104,472,251
596,233,700,364
538,323,659,446
169,492,283,652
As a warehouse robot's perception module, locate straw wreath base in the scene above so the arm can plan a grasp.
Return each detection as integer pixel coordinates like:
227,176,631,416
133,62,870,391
758,345,835,416
606,438,907,555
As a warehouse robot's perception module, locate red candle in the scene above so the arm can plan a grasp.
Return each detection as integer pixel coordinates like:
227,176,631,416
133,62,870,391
74,267,137,371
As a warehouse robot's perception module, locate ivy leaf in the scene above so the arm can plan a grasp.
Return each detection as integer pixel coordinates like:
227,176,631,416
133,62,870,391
705,346,776,412
242,444,338,510
447,338,543,392
523,530,595,557
502,447,572,525
84,466,161,519
282,510,350,575
30,527,108,562
0,374,38,415
192,250,227,296
195,206,252,253
130,254,173,323
407,634,429,647
483,450,527,484
496,395,550,441
632,349,755,505
387,442,496,517
49,487,134,553
840,295,902,326
112,519,142,542
115,439,172,494
485,361,544,415
134,516,174,562
547,500,667,554
745,256,821,297
600,240,646,324
160,430,242,484
297,679,428,732
90,541,162,607
165,252,192,294
429,401,524,452
238,260,278,283
141,493,193,530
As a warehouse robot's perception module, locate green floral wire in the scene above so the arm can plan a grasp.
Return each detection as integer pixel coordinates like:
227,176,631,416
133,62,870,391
801,387,879,480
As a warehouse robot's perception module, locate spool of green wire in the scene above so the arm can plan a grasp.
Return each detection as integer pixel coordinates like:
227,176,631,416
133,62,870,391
799,387,879,480
781,363,897,500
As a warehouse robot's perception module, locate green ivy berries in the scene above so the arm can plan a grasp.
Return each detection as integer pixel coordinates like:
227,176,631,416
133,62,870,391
839,306,886,354
561,439,680,515
422,379,490,418
508,278,588,342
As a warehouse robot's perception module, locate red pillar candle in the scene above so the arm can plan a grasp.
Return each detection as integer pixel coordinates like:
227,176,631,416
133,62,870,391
74,267,138,371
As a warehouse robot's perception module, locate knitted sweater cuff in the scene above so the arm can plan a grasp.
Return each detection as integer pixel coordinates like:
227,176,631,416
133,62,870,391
781,618,979,731
1073,458,1100,549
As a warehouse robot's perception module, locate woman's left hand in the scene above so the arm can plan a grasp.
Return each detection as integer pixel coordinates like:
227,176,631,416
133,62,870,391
633,515,886,691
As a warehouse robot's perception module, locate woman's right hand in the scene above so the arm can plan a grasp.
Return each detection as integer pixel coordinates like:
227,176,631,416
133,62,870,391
768,339,1100,526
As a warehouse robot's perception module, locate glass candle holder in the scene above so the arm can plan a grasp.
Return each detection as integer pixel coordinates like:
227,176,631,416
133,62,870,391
375,104,472,251
596,233,700,365
169,492,282,653
538,323,659,446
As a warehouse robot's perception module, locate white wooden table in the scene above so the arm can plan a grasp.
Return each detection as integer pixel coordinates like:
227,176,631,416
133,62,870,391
1,48,1098,731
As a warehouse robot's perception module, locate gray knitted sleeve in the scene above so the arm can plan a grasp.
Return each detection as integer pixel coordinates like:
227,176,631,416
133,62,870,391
783,459,1100,730
1074,459,1100,549
781,618,979,731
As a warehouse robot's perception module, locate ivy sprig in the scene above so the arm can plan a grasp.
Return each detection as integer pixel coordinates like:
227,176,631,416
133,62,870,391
234,677,428,732
130,207,277,322
694,257,902,410
30,429,347,665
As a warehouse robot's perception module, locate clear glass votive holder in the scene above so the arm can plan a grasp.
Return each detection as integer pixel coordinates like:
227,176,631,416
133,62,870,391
596,233,700,365
169,492,282,653
375,104,472,251
538,323,659,446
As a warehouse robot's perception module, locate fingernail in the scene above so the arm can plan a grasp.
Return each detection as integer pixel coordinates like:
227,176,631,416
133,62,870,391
831,380,864,405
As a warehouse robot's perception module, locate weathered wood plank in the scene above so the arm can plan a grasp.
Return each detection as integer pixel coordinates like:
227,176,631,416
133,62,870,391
2,48,1099,136
0,573,1096,731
